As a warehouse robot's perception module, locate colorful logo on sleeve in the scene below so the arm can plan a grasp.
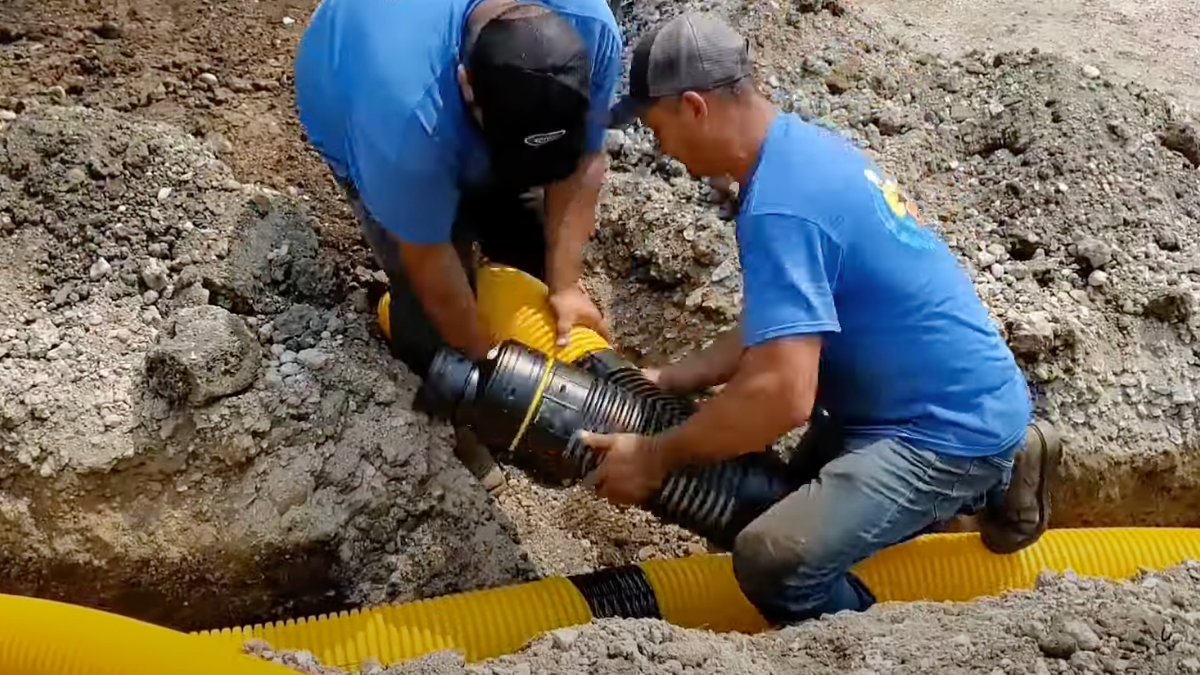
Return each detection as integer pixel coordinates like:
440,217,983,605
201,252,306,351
863,168,939,250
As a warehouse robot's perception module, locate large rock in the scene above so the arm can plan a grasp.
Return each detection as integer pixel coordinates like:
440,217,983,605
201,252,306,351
0,106,533,631
144,305,262,405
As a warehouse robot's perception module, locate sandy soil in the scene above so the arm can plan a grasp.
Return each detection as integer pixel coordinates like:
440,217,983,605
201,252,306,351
856,0,1200,110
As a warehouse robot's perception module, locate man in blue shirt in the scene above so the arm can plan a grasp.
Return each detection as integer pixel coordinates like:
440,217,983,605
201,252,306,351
580,13,1063,625
294,0,623,492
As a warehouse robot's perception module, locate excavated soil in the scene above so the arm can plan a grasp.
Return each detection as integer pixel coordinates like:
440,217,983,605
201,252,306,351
1,0,1200,672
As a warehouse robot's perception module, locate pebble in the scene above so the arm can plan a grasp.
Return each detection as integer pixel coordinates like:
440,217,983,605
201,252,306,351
296,348,330,370
197,72,219,87
47,341,75,360
89,257,112,280
157,187,173,202
551,628,578,650
282,16,296,25
604,129,627,155
142,290,159,306
86,20,123,39
0,110,14,121
1088,270,1108,287
1082,64,1101,79
141,258,170,291
1062,619,1102,651
280,350,298,363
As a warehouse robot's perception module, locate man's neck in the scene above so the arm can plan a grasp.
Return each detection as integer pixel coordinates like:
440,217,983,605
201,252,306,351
725,98,779,188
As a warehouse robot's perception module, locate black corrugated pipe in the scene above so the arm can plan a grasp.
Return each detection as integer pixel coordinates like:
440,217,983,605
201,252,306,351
420,340,801,550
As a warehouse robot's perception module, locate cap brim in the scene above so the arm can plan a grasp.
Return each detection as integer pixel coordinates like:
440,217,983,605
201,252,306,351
608,96,649,129
487,128,587,188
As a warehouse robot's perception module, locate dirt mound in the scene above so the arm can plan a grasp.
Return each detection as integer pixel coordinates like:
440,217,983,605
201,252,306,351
0,104,539,630
590,0,1200,529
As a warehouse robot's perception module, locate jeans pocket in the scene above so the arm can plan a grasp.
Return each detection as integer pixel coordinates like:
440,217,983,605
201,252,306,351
981,451,1015,472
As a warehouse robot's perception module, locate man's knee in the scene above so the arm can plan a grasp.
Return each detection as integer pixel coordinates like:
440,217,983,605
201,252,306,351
731,508,838,601
731,518,791,601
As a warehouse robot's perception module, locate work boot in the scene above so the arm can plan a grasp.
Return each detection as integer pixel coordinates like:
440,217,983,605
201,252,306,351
980,420,1062,554
453,427,507,495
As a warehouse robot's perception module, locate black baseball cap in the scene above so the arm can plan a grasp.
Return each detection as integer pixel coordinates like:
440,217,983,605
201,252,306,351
610,12,754,127
465,3,592,189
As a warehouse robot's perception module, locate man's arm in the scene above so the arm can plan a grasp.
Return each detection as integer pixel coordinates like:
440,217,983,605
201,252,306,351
543,150,609,293
652,212,844,470
398,241,491,360
538,23,624,345
347,103,492,359
654,324,745,393
652,334,821,471
542,14,621,295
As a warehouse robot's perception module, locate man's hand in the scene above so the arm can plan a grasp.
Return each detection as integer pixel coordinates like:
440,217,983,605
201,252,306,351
544,152,608,348
639,327,746,395
641,366,665,387
548,284,611,348
579,430,667,506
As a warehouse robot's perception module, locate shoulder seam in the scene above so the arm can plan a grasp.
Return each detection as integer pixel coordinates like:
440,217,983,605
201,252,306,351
740,211,846,291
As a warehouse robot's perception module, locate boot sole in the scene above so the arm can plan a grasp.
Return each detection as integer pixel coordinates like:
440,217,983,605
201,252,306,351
1028,420,1062,537
982,420,1062,554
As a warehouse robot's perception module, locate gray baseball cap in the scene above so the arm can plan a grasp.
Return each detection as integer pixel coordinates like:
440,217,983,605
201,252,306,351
609,12,753,127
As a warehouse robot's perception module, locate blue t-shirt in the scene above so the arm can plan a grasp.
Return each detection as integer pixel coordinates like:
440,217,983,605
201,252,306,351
737,113,1031,458
293,0,622,245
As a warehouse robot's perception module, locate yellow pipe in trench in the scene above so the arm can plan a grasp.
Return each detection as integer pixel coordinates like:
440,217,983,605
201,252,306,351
3,265,1196,672
2,529,1200,673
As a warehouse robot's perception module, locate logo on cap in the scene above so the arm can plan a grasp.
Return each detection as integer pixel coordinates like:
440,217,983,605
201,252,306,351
524,130,567,147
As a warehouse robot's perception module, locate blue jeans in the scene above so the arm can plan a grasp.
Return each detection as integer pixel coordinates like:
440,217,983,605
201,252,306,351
731,427,1016,625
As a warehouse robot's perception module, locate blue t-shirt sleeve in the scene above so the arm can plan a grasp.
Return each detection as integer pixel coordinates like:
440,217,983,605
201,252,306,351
345,98,459,246
740,212,844,347
585,25,622,153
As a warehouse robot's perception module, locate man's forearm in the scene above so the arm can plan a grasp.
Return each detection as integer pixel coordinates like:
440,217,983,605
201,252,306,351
544,151,607,292
400,241,491,360
662,325,744,392
652,369,800,472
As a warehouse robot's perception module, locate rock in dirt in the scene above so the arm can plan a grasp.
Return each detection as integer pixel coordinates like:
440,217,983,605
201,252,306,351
1160,121,1200,167
144,304,262,405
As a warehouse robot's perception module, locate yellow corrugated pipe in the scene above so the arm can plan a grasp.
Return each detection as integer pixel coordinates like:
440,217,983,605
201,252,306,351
376,263,611,364
0,592,299,675
1,528,1199,673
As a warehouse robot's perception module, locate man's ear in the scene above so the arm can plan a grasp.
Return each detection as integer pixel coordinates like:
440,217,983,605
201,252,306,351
679,91,708,120
457,65,474,105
